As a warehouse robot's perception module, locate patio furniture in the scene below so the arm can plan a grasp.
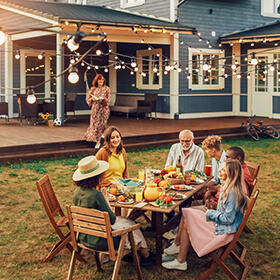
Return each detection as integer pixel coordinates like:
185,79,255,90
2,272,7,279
243,161,260,234
66,206,142,280
198,189,259,280
17,94,39,125
110,94,144,118
137,93,158,120
0,102,9,123
110,181,207,266
36,174,85,263
65,93,77,119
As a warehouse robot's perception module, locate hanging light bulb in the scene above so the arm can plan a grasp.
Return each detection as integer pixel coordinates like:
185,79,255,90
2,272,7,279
15,50,20,60
26,86,36,104
244,57,248,62
199,37,202,42
153,64,158,73
130,71,134,75
165,60,171,71
185,66,189,71
104,67,108,73
269,63,276,72
134,66,139,72
70,56,75,64
187,73,191,79
148,46,152,51
262,77,266,81
0,29,6,45
247,74,251,79
81,62,85,66
96,49,102,56
237,73,241,79
251,42,255,47
164,70,168,75
68,66,79,84
141,39,144,43
131,57,137,68
204,76,209,82
251,53,258,65
224,74,228,78
38,51,45,60
233,71,237,75
177,64,182,73
67,31,85,52
230,42,233,46
202,59,210,71
219,43,222,47
95,65,99,70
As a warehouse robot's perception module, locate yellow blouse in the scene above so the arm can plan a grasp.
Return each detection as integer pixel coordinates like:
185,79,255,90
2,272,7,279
103,152,125,182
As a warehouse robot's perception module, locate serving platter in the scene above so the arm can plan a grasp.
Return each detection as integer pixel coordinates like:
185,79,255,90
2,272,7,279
171,185,193,191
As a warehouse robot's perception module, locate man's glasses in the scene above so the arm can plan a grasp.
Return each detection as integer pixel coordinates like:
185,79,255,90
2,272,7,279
180,139,192,143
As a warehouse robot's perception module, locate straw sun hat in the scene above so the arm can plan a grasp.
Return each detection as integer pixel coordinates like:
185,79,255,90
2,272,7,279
73,155,109,181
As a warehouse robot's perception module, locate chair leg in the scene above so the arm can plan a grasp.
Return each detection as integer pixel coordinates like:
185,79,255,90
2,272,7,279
93,251,103,272
128,232,142,280
67,250,77,280
244,224,253,234
112,234,127,280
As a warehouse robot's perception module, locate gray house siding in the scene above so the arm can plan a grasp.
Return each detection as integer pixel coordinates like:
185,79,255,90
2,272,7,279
87,0,171,19
273,96,280,114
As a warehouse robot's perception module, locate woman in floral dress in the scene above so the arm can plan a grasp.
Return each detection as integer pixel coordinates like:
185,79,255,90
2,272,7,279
84,74,111,149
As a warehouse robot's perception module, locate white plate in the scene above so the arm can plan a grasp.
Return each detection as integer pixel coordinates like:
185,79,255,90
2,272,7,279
171,185,193,191
168,193,187,200
196,178,205,184
151,169,161,174
117,200,134,204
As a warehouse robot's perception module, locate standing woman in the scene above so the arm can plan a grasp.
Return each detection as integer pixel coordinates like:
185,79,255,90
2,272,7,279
96,126,129,188
84,74,111,149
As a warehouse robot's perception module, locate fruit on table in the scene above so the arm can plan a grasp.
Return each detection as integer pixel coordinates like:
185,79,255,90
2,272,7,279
155,195,173,206
160,169,168,177
159,180,169,188
153,178,161,186
191,174,196,181
118,195,125,202
166,165,176,173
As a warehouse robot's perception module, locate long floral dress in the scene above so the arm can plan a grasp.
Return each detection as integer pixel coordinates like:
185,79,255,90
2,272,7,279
84,85,111,143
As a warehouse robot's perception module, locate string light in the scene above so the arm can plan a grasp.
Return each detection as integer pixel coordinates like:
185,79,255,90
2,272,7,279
251,53,258,66
96,49,102,56
68,66,79,84
38,51,45,60
15,50,20,59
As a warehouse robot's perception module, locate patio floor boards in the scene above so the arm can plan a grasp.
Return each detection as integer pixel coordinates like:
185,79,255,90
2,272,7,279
0,115,279,162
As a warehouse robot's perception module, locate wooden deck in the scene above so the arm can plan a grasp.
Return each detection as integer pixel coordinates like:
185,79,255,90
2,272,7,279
0,115,279,162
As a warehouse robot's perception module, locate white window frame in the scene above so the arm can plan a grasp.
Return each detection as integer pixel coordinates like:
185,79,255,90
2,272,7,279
68,0,87,4
261,0,280,18
188,49,224,90
120,0,145,8
20,50,56,97
136,48,162,90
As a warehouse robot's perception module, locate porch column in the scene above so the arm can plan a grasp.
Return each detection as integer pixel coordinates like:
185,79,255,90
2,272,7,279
56,33,64,125
170,33,179,119
5,35,13,118
109,42,117,106
232,43,241,115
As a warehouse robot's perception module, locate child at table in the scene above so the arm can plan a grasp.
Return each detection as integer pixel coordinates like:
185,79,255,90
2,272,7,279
162,159,250,270
73,155,155,266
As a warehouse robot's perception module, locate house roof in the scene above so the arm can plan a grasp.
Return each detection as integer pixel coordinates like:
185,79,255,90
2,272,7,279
220,20,280,42
0,0,195,33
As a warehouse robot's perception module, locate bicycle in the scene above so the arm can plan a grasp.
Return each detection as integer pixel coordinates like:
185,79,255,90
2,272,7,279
240,115,280,141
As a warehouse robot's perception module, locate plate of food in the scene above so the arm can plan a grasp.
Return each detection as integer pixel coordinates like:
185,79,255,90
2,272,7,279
168,193,187,200
151,169,161,175
171,185,193,191
117,195,134,204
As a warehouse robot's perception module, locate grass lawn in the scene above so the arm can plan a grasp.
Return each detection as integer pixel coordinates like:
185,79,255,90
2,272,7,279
0,138,279,280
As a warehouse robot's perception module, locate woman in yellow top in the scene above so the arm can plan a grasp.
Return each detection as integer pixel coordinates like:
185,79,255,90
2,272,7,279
96,126,129,188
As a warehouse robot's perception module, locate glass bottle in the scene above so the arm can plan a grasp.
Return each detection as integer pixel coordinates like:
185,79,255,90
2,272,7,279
176,155,183,173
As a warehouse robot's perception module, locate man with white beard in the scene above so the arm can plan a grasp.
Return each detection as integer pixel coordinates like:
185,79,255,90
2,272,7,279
165,129,204,173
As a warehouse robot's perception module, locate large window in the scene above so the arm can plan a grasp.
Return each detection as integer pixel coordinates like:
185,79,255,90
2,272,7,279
189,49,224,90
261,0,280,17
21,50,56,96
121,0,145,8
136,48,162,90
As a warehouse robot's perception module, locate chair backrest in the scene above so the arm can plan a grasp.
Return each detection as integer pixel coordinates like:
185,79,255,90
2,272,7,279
245,161,260,196
36,174,66,238
221,189,259,259
66,206,116,260
0,102,8,115
144,93,157,111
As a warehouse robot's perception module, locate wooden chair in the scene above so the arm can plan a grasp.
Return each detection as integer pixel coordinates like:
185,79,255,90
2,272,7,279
198,189,259,280
36,175,85,263
245,161,260,197
66,206,143,280
244,161,260,233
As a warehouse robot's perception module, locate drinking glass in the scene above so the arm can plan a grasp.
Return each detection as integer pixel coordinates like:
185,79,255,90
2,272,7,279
135,187,143,201
138,169,145,180
205,165,212,177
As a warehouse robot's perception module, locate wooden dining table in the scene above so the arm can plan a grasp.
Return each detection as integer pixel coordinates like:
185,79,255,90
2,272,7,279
110,181,207,266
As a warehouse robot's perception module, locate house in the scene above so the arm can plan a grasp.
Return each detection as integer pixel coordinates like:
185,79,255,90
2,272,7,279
0,0,279,123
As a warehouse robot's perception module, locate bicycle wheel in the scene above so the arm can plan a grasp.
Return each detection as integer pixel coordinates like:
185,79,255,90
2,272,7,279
265,126,280,139
246,126,259,141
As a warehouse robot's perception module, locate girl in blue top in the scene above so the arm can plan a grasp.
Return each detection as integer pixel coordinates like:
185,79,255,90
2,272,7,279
162,159,250,271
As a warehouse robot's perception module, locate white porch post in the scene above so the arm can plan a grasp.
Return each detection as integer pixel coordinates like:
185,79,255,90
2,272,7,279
232,43,241,115
109,42,117,106
56,33,64,125
5,35,13,118
170,33,179,119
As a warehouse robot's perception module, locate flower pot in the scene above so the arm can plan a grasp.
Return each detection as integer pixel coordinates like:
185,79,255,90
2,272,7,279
46,120,54,127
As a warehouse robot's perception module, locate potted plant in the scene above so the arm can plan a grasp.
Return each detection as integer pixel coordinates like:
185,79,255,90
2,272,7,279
41,112,54,127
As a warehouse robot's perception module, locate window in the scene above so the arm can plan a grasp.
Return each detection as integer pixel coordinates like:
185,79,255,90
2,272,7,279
68,0,87,4
21,50,56,96
121,0,145,8
261,0,280,17
189,49,224,90
136,48,162,90
254,56,268,92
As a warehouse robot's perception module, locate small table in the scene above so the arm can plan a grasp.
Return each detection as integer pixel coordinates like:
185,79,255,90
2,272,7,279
110,182,207,266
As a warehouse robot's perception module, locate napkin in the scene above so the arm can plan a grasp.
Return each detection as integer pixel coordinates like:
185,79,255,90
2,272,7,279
118,178,141,187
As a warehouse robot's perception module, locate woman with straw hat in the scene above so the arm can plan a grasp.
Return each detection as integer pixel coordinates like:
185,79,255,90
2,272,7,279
73,155,155,266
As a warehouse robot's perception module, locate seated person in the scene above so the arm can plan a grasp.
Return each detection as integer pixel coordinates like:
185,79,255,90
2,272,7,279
96,126,129,188
162,159,250,270
202,135,226,189
73,155,154,266
204,147,253,207
165,129,204,173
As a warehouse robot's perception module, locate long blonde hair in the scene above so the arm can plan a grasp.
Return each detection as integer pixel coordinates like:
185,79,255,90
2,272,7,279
220,159,250,213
